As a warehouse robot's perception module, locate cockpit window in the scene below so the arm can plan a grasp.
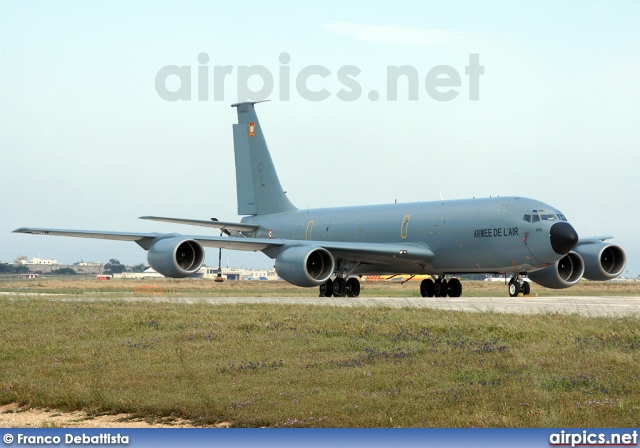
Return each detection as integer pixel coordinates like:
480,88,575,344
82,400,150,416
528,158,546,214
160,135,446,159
524,211,567,223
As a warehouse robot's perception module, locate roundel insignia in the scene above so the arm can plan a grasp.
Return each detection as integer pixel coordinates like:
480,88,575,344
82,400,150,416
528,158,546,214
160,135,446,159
268,229,273,239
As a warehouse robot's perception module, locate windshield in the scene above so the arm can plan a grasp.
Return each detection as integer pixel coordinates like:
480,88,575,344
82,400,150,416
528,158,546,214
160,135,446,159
523,210,568,223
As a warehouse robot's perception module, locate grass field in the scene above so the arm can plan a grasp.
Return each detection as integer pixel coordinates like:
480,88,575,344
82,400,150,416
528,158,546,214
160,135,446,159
1,276,639,427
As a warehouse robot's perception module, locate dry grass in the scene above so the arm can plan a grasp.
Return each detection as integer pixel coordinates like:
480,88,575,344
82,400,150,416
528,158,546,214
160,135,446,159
1,275,639,297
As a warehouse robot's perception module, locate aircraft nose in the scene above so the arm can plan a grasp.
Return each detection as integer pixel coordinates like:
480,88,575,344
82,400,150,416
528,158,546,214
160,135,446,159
550,222,579,255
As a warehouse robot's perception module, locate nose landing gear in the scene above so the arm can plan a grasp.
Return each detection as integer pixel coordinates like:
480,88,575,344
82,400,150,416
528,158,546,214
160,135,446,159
508,275,530,297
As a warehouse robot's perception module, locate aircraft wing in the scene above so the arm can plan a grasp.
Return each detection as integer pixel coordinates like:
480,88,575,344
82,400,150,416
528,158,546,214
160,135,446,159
138,216,259,233
13,227,434,262
12,228,157,242
12,227,283,252
315,241,434,262
576,236,614,246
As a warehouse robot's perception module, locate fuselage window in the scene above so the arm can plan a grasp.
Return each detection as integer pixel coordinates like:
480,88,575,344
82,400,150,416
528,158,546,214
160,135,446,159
540,214,557,221
531,214,540,223
523,213,531,222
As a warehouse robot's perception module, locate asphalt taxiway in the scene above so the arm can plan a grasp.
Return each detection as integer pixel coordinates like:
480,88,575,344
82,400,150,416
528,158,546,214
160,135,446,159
44,295,640,317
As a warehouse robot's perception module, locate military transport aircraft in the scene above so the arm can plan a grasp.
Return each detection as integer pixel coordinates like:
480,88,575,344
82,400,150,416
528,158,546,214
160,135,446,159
14,102,626,298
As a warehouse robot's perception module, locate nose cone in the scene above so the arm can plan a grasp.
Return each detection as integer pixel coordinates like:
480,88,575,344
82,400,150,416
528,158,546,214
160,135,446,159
550,222,579,255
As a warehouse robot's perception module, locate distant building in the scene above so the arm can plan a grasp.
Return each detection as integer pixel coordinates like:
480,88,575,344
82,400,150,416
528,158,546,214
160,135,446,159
14,256,58,265
197,266,279,281
28,257,58,265
610,277,638,282
114,268,165,279
12,255,102,274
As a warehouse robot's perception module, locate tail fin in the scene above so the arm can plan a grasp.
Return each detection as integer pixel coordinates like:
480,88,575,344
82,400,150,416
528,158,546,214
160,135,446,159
231,101,297,216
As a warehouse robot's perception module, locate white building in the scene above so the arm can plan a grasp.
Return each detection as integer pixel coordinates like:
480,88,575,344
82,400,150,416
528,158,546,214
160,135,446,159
113,268,165,279
28,257,58,265
113,266,280,281
198,266,280,281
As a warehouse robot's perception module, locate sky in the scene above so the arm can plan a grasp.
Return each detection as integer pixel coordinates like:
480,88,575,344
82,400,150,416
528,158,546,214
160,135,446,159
1,1,639,276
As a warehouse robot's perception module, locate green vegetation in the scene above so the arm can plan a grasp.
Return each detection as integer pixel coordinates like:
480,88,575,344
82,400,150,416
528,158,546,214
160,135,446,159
129,263,149,273
1,297,638,427
0,264,29,274
103,259,126,275
50,268,77,276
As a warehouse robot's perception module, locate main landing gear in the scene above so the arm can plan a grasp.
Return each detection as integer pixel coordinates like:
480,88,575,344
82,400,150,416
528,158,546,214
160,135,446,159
420,276,462,298
319,277,361,297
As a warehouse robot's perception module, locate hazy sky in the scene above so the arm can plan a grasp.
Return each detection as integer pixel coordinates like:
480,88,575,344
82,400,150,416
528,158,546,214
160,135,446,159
2,1,639,276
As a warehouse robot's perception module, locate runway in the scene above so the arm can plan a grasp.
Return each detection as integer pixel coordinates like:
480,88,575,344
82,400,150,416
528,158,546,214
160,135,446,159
46,295,640,317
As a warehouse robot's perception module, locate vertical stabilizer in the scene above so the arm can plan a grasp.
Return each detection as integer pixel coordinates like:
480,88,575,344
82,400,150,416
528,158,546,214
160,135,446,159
231,102,297,215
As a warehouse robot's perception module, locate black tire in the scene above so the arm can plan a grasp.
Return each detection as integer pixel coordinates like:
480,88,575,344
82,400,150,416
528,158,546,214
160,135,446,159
346,277,361,297
420,279,435,297
319,279,333,297
333,277,347,297
508,279,521,297
434,279,448,297
448,278,462,297
522,281,531,296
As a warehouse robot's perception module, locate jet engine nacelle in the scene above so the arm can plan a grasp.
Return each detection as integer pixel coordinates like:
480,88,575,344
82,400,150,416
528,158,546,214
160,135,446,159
147,237,205,278
573,242,626,281
528,252,585,289
275,246,334,287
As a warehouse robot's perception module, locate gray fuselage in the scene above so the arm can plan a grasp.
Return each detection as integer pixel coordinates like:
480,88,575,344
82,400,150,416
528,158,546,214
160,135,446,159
242,196,568,276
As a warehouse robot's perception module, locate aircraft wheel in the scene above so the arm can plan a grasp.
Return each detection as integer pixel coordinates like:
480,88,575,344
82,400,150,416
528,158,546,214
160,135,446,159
434,279,448,297
332,277,347,297
420,279,435,297
346,278,361,297
508,279,521,297
448,278,462,297
522,281,530,296
319,279,333,297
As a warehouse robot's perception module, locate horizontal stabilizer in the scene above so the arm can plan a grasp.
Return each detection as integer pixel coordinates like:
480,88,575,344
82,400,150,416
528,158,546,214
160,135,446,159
138,216,258,233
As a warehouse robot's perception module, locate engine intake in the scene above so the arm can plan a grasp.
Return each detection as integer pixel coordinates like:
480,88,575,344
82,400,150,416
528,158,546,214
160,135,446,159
275,246,334,287
147,237,205,278
528,252,585,289
573,242,626,281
